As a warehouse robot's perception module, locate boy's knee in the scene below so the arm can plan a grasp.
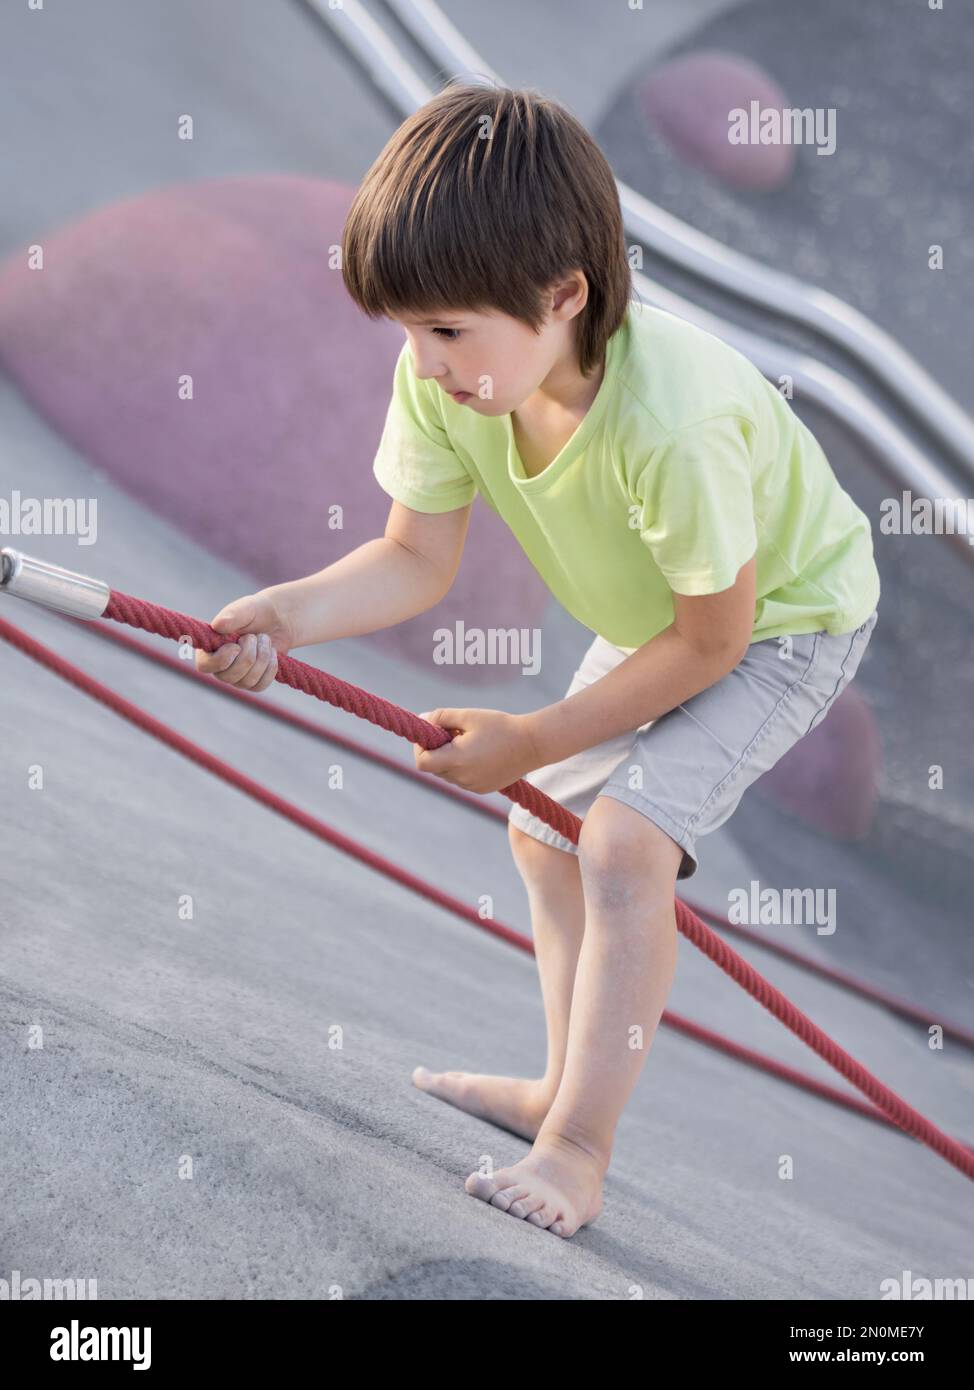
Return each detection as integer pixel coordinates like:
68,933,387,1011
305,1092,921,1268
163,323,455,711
507,820,578,877
577,797,682,890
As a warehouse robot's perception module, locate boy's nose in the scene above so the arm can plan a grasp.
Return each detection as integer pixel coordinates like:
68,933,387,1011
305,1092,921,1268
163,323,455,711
411,356,444,383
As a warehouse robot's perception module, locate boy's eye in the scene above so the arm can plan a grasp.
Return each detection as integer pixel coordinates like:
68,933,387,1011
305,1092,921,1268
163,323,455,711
432,327,461,341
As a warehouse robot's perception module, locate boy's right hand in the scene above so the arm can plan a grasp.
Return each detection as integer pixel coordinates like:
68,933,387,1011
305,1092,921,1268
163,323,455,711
195,591,295,692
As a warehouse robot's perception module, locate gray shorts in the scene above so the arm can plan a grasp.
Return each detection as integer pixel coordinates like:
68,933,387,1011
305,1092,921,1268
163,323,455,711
508,610,879,880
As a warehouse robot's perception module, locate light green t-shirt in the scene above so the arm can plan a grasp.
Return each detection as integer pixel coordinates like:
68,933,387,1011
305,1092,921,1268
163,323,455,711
371,301,881,648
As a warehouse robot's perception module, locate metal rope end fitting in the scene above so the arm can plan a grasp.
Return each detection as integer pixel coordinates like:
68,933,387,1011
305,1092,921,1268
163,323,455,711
0,547,111,619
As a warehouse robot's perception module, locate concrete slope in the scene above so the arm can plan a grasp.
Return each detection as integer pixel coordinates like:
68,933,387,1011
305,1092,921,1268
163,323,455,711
1,382,970,1299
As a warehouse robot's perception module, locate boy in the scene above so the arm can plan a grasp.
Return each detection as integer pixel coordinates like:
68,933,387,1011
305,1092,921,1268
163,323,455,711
197,82,880,1239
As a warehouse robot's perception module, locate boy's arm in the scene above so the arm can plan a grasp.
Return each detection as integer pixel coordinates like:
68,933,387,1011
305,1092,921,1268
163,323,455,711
523,555,756,769
268,499,472,646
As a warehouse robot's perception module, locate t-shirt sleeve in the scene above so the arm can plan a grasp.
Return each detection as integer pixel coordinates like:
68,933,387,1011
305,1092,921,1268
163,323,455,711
633,415,759,595
371,343,477,513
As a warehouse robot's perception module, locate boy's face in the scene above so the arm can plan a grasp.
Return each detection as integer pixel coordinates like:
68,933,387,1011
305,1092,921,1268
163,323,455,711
393,277,588,416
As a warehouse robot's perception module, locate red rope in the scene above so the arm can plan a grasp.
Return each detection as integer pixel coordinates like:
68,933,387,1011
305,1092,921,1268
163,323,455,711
4,612,892,1133
103,589,579,838
70,610,974,1050
0,612,934,1139
3,595,972,1180
67,612,499,823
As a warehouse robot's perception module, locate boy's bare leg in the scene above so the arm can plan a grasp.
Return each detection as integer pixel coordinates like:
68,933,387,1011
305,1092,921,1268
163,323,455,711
464,794,683,1238
412,822,587,1139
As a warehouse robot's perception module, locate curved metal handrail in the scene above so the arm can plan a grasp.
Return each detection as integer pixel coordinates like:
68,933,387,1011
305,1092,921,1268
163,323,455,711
300,0,974,573
380,0,974,474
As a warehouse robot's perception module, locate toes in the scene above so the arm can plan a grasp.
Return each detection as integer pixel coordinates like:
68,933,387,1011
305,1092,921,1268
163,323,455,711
508,1194,546,1220
526,1203,558,1229
549,1218,577,1238
465,1167,526,1207
465,1172,500,1202
465,1166,583,1236
489,1184,529,1212
413,1066,457,1099
413,1067,472,1102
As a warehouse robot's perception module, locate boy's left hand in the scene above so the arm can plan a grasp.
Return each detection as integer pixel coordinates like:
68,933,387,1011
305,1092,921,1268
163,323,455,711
413,707,539,794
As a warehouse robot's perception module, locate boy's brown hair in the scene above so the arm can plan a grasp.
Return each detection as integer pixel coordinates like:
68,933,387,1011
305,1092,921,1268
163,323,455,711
341,79,633,379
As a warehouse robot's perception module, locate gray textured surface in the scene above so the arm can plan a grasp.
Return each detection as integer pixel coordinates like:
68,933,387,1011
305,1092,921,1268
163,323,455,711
1,0,972,1300
0,0,390,255
0,0,731,258
594,0,974,408
2,379,971,1300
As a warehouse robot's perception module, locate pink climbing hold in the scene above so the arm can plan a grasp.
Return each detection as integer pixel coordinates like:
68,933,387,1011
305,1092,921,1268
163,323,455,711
639,50,796,191
0,175,547,682
756,685,881,840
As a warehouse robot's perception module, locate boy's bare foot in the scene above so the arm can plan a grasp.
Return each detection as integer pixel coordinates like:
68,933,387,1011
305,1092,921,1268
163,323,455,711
464,1132,605,1239
411,1066,554,1141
